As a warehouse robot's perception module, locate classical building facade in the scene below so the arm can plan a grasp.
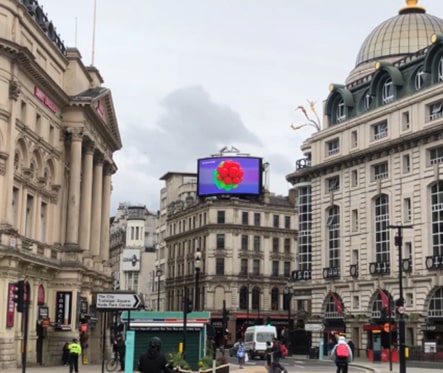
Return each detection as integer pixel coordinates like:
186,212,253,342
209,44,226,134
0,1,121,368
287,0,443,357
158,171,299,347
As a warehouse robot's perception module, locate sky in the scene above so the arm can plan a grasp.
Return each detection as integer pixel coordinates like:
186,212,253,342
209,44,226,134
39,0,443,215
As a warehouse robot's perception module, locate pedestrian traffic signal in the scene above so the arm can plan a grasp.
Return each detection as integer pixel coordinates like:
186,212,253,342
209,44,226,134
12,280,25,313
185,297,193,314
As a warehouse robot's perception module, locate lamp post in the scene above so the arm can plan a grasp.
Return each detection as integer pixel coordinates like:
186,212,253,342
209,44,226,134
283,283,294,331
156,267,162,311
388,224,413,373
194,249,202,311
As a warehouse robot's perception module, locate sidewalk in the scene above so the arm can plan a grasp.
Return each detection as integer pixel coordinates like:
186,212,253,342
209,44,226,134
2,356,440,373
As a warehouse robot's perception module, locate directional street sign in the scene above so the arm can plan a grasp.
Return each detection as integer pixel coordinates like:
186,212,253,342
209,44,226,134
96,292,141,310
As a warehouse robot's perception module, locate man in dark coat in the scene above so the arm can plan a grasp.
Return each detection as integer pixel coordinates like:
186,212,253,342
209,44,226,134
137,337,172,373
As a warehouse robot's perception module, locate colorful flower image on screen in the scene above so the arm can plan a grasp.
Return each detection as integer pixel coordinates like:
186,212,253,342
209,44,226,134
213,159,244,191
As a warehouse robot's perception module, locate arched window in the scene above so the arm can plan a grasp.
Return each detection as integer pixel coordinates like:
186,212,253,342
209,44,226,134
251,287,260,310
375,195,390,263
429,287,443,318
438,56,443,82
382,79,394,104
431,182,443,257
327,205,340,269
415,67,425,90
239,286,249,309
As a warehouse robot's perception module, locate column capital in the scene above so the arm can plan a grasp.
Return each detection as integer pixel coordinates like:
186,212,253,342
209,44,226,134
103,161,116,176
83,139,96,155
66,128,84,142
94,152,105,165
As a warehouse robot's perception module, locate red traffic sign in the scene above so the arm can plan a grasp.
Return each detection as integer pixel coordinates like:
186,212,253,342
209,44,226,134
397,306,406,314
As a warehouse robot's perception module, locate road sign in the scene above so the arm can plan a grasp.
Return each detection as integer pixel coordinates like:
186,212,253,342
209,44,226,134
305,323,324,332
96,292,141,310
397,305,405,314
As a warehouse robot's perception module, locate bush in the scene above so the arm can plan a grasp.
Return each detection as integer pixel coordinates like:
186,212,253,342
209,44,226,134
167,351,191,370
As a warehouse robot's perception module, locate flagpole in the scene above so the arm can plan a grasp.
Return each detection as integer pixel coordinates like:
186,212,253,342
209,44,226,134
91,0,97,65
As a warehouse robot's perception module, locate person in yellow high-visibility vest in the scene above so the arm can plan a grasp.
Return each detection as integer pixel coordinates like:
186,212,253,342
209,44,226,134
68,338,82,373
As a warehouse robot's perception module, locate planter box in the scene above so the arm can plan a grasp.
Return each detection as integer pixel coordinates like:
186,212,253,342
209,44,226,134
199,363,230,373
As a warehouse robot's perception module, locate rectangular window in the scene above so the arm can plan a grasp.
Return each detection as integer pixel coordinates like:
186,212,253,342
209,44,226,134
252,259,260,275
273,214,279,228
242,211,249,225
35,113,42,135
272,261,279,276
351,130,358,148
352,209,359,232
402,154,411,173
326,175,340,192
337,100,346,123
430,146,443,165
25,195,34,238
284,238,291,253
326,138,340,156
402,111,410,131
254,213,261,226
372,121,388,140
351,169,358,187
12,187,19,228
40,202,47,242
216,234,225,249
240,259,248,275
272,237,279,252
241,235,249,251
404,198,412,222
217,210,225,224
373,162,388,180
429,102,443,121
253,236,261,252
216,258,225,275
284,216,291,229
382,80,394,104
352,296,359,309
21,101,27,122
283,261,290,277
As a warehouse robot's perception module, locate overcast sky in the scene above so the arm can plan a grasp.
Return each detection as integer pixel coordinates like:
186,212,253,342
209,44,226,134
40,0,443,215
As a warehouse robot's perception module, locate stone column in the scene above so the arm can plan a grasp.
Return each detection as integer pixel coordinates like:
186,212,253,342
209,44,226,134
90,154,103,257
79,141,95,252
100,163,113,260
66,129,83,245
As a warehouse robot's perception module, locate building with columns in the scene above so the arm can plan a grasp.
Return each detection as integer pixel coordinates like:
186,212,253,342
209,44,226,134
0,0,121,368
287,0,443,358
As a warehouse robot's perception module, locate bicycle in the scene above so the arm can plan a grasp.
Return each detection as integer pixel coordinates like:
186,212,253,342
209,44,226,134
105,352,120,372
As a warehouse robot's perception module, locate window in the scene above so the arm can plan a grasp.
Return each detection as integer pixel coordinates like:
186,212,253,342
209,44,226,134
241,235,249,251
352,296,360,309
326,176,340,192
271,288,279,310
272,237,279,252
240,259,248,275
298,186,312,271
336,99,346,123
216,234,225,249
429,288,443,318
429,102,443,121
382,78,394,104
254,213,261,226
364,92,373,110
252,259,260,275
242,211,249,225
284,216,291,229
25,194,34,237
431,182,443,257
402,154,411,173
372,121,388,140
327,205,340,269
239,286,249,309
20,101,27,122
373,162,388,180
326,138,339,156
253,236,261,252
284,238,291,253
351,130,358,148
272,261,279,276
217,210,225,224
415,67,425,90
404,198,412,222
273,214,280,228
35,113,42,135
251,287,260,310
402,111,410,131
351,169,358,187
283,261,290,277
352,209,359,232
430,146,443,165
375,195,390,263
216,258,224,275
439,56,443,82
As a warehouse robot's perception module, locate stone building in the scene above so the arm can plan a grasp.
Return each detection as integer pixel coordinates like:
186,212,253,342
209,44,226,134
0,0,121,368
287,0,443,358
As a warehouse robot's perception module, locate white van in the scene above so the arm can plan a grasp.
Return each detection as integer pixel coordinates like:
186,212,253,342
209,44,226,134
244,325,277,359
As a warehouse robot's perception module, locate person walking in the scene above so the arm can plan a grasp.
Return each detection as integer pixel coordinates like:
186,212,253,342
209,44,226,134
331,335,353,373
62,342,70,365
236,339,246,369
137,336,172,373
68,338,82,373
113,333,126,371
271,337,287,373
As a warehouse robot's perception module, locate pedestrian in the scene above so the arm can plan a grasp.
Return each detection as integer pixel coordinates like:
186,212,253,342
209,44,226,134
68,338,82,373
236,339,246,369
265,341,273,373
330,335,353,373
113,333,126,371
62,342,70,365
137,336,172,373
271,337,287,373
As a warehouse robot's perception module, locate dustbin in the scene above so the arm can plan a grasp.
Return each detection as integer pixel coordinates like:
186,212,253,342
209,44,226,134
309,347,319,359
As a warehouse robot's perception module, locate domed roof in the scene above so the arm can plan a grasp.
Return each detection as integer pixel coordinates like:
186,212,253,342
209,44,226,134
355,1,443,67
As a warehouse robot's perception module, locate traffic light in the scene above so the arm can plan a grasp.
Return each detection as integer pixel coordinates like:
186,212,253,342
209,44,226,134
12,280,25,313
185,297,193,314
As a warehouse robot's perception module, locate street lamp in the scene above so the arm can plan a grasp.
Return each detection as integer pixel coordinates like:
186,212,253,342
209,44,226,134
283,283,294,331
156,266,162,311
194,249,202,311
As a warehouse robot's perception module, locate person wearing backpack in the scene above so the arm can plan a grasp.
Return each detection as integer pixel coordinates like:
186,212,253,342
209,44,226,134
271,337,288,373
331,336,353,373
236,339,246,369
